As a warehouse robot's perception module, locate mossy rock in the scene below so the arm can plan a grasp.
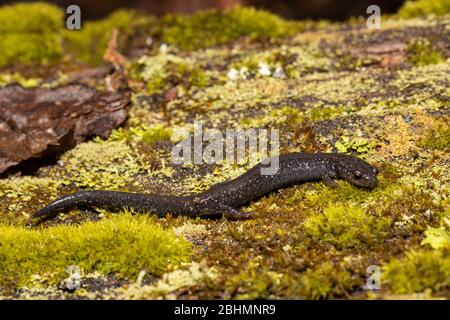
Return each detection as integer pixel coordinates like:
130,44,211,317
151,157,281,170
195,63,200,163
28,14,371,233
0,2,450,300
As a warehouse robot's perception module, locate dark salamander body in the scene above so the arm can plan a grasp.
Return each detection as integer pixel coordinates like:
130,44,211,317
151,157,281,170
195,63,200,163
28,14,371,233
33,153,378,222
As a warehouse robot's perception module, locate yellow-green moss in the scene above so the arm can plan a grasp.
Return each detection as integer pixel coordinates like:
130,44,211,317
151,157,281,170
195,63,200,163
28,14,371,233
0,213,192,286
398,0,450,18
0,73,41,87
421,215,450,250
109,124,173,144
418,124,450,150
303,204,392,248
383,250,450,294
159,6,297,50
141,125,172,144
63,10,150,65
225,257,284,299
0,2,63,33
300,262,354,299
0,3,64,67
407,39,445,66
0,33,63,67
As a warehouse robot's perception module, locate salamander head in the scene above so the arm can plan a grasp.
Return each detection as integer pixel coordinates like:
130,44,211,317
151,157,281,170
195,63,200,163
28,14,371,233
334,155,378,189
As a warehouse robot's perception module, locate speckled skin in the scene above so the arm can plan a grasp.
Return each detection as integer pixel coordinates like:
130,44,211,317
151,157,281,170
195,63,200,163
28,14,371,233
33,153,378,222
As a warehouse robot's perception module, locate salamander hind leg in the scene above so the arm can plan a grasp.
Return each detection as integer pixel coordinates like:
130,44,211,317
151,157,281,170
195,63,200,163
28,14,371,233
216,204,252,220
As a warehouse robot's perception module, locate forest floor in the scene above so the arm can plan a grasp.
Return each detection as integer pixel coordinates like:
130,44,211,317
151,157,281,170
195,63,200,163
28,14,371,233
0,4,449,299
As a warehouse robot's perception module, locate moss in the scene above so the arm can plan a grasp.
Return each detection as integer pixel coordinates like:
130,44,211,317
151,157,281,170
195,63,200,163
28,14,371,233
421,215,450,250
109,124,172,144
0,73,41,87
240,106,303,128
1,8,450,299
0,3,64,67
383,250,450,294
398,0,450,18
300,262,354,299
141,125,173,144
0,213,192,287
0,2,63,33
63,10,150,65
225,257,285,299
158,6,297,50
406,39,445,66
0,33,63,67
303,204,392,249
418,124,450,150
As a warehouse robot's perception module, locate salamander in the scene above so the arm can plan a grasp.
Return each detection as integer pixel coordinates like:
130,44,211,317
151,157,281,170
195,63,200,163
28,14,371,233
32,152,378,223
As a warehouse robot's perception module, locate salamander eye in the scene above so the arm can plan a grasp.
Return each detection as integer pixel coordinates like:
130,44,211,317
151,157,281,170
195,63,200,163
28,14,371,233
354,171,362,179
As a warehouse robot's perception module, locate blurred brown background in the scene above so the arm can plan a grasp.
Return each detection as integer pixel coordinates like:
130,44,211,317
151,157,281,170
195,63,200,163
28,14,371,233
3,0,405,20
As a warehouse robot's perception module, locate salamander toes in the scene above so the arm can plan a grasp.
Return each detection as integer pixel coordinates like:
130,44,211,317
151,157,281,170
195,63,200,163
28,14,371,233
220,205,252,220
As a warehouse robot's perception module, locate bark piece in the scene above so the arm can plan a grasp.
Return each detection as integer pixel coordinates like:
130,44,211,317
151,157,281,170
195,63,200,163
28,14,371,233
0,83,130,174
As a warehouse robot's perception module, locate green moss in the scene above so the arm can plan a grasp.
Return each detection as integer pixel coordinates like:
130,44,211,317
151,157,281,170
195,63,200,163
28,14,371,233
407,39,445,66
0,73,41,87
383,250,450,294
109,124,173,144
303,204,392,248
240,106,303,128
0,2,63,33
0,213,192,286
188,67,209,88
421,214,450,250
141,125,172,144
300,262,354,299
418,124,450,150
63,10,150,65
225,257,284,299
159,6,296,50
0,33,63,67
309,105,346,121
398,0,450,18
0,3,63,67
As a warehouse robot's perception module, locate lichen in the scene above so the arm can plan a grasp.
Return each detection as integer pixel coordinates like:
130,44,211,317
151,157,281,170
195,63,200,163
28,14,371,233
59,140,147,190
